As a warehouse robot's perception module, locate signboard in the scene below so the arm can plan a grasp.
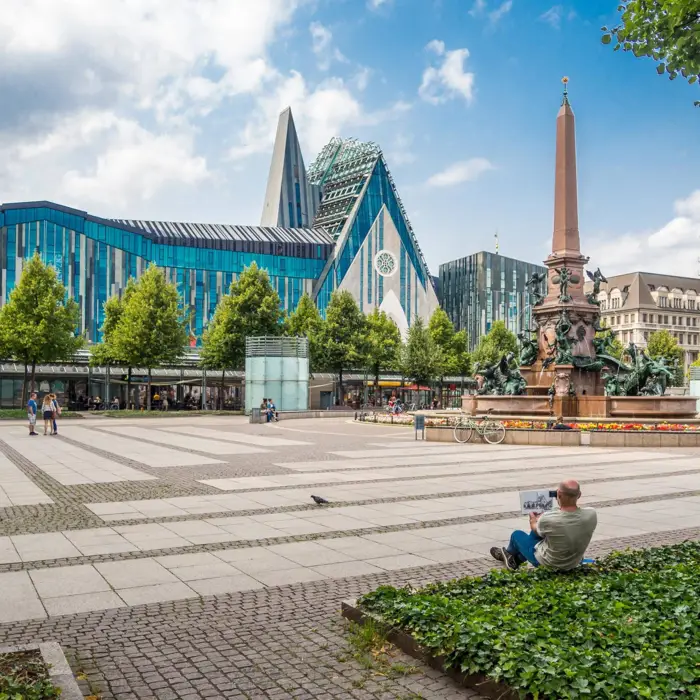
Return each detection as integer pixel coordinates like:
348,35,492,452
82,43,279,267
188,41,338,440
414,413,425,441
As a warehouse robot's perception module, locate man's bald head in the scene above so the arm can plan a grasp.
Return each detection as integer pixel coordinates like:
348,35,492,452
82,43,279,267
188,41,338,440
557,480,581,507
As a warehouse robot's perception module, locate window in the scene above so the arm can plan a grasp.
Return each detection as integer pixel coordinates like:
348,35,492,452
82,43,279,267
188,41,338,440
679,333,684,344
624,314,629,324
672,316,676,325
617,315,621,325
694,318,697,327
642,313,647,322
689,299,696,310
664,315,668,324
631,313,635,322
687,317,691,326
659,296,668,308
644,331,649,341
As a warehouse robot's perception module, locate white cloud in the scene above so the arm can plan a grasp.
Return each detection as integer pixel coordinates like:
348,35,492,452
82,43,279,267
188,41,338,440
469,0,487,16
540,5,563,29
426,158,494,187
0,0,301,211
368,0,391,9
2,110,208,210
489,0,513,24
587,190,700,277
387,134,416,166
310,22,347,71
230,72,409,160
419,40,475,105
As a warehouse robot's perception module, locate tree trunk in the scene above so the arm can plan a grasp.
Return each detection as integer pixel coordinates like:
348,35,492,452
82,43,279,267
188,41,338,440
338,367,343,407
22,362,28,406
147,368,152,410
127,368,132,409
30,361,36,396
374,365,380,406
221,368,226,410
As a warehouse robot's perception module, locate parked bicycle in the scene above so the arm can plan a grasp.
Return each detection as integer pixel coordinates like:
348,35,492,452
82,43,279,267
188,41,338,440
453,409,506,445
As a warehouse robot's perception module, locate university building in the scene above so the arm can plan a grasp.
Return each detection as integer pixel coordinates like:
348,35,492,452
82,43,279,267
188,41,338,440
0,108,438,345
439,251,547,350
589,271,700,369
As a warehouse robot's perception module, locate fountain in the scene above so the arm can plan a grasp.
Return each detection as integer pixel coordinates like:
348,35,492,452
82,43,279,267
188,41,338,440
463,80,697,420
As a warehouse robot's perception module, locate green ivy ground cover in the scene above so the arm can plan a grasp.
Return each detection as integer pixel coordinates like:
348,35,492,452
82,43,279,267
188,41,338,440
358,542,700,699
0,650,60,699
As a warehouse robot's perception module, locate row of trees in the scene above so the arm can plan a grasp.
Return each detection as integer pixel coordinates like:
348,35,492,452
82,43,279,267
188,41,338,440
0,255,692,404
199,262,471,403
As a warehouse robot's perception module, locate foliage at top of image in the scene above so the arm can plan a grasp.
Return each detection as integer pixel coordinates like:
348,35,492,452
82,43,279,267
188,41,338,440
0,650,60,699
359,541,700,699
602,0,700,106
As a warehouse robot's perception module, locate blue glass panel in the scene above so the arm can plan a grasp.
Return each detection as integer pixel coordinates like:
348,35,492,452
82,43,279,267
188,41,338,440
359,247,364,312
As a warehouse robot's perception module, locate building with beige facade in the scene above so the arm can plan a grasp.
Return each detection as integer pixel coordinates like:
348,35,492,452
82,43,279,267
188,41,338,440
587,272,700,369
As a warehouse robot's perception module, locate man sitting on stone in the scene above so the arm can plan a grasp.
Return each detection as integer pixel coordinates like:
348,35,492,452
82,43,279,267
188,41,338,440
490,480,597,571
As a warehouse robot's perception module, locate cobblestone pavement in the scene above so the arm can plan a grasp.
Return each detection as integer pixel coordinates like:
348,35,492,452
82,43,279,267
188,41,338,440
0,415,698,699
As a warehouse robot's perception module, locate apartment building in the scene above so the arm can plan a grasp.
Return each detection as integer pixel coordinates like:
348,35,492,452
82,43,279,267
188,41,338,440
586,271,700,369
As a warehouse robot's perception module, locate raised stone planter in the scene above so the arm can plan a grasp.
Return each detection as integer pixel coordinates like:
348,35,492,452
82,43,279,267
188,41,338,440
425,424,700,447
341,599,518,700
0,642,83,700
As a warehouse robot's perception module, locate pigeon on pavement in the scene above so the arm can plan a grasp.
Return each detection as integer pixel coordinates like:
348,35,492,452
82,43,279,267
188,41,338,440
311,495,329,505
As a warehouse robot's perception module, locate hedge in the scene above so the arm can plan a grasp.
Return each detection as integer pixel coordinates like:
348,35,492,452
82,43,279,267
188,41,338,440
358,542,700,699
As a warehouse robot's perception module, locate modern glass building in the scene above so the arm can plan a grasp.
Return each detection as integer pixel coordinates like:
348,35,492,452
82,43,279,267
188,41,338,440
0,202,333,342
439,251,547,350
0,107,438,345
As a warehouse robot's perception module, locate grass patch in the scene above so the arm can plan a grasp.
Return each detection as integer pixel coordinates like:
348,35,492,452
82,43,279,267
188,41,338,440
345,619,421,679
358,541,700,699
0,409,81,420
98,410,242,418
0,650,60,699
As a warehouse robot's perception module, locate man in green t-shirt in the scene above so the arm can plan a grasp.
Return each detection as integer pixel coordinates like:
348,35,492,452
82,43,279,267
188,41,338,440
491,480,597,571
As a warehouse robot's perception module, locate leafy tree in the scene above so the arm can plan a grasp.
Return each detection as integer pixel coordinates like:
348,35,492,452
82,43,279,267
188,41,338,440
647,329,684,386
0,253,83,402
429,309,471,403
200,262,283,407
111,263,189,409
91,278,138,405
316,291,366,404
284,293,323,371
399,316,439,389
602,1,700,106
471,320,518,370
364,308,401,404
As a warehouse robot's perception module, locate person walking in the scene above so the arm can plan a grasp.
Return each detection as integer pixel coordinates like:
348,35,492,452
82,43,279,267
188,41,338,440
49,393,61,435
27,392,38,436
41,394,54,435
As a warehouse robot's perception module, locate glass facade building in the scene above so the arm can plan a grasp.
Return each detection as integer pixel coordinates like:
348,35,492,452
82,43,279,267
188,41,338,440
439,251,547,350
0,202,334,343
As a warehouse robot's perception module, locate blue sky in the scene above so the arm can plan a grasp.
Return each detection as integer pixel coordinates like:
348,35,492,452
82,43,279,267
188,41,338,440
1,0,698,277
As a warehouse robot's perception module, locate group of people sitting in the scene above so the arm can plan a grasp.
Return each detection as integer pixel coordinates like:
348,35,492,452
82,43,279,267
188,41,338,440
260,398,278,422
492,479,597,571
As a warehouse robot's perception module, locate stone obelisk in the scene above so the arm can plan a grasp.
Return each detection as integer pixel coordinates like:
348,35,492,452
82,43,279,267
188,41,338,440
532,79,599,396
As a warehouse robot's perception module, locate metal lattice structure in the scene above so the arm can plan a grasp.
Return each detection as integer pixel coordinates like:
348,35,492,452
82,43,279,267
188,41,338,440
245,336,309,358
307,137,433,288
307,138,381,238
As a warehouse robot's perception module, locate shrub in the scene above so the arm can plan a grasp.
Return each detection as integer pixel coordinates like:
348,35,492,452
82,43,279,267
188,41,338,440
359,542,700,699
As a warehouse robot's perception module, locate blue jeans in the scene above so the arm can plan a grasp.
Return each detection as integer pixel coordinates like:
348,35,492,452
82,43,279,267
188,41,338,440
507,530,542,567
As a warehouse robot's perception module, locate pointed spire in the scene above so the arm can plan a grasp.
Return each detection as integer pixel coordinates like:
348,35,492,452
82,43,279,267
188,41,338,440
561,75,570,106
552,77,580,257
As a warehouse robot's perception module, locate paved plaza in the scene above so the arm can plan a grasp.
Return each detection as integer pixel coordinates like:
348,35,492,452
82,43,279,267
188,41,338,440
0,417,698,699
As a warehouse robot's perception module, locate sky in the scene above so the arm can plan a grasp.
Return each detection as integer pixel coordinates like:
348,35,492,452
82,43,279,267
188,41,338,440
1,0,698,279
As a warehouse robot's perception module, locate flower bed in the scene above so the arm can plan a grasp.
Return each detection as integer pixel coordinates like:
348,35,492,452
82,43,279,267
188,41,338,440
356,413,700,432
357,542,700,699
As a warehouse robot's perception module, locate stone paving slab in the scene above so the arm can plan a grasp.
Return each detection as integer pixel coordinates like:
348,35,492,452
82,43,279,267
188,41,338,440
2,434,156,484
60,426,225,467
100,426,270,455
158,425,313,447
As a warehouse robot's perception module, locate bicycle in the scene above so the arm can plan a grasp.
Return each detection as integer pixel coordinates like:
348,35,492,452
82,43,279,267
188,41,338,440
453,409,506,445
